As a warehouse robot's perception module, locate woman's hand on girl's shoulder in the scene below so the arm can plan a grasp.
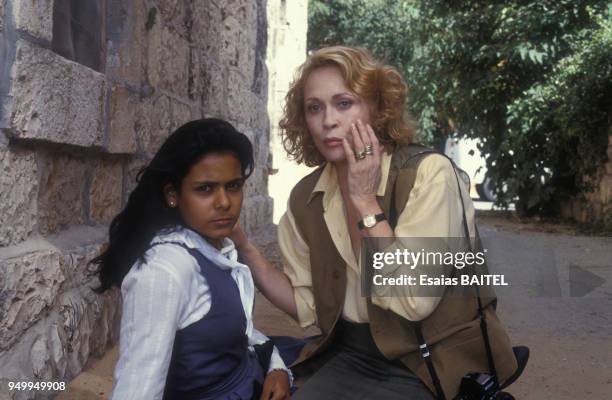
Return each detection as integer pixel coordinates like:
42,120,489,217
228,223,250,250
260,369,291,400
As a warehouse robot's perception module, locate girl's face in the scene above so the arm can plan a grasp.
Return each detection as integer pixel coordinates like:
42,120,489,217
166,152,244,249
303,65,373,164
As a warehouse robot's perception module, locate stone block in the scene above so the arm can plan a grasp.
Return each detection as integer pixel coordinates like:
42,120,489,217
226,69,265,127
220,1,258,83
157,0,188,38
13,0,54,42
57,285,120,377
58,289,92,376
49,324,67,378
0,0,5,33
172,98,193,129
37,153,89,235
137,94,193,157
108,86,138,154
124,157,148,200
243,167,267,199
87,289,121,357
240,194,272,235
220,15,245,69
8,40,106,147
31,334,53,379
188,43,204,102
137,94,172,157
0,250,64,351
192,1,222,58
147,21,190,99
0,147,38,247
89,159,123,225
201,62,226,117
105,0,147,85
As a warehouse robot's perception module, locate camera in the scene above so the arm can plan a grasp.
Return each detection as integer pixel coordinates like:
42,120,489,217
453,372,515,400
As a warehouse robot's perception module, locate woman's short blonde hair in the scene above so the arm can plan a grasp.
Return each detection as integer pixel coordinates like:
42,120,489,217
279,46,415,167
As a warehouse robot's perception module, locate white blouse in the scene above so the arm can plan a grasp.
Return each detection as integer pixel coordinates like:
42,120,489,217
111,226,290,400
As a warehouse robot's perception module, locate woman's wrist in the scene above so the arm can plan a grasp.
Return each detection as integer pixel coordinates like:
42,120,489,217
352,195,382,216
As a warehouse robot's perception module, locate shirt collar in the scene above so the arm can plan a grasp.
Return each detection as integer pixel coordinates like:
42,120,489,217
307,150,392,204
152,226,238,267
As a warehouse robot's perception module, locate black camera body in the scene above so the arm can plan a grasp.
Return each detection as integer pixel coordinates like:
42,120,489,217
454,372,515,400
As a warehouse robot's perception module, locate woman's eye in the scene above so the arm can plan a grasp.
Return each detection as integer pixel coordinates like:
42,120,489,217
196,185,212,192
306,103,321,113
338,99,353,109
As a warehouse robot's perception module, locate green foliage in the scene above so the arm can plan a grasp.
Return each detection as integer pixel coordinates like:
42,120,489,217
308,0,612,215
308,0,414,67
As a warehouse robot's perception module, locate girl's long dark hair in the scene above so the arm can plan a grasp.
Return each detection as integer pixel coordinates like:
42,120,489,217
92,118,254,292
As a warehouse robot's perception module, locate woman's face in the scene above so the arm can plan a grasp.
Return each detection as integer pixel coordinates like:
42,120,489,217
167,152,244,249
303,66,373,163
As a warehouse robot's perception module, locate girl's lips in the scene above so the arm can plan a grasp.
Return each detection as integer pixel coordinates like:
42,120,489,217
210,218,234,226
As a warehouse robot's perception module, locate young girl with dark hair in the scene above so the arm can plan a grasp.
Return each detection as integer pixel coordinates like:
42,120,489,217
92,118,291,400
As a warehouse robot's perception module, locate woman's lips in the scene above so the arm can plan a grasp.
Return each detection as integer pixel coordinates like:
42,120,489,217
323,138,343,148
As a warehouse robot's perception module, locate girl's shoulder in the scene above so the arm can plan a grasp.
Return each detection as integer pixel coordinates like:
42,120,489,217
125,240,201,291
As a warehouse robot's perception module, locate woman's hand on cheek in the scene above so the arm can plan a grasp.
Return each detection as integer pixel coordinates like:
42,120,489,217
341,120,382,213
260,369,291,400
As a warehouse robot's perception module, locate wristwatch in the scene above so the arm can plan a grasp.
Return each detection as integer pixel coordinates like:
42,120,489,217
358,213,386,230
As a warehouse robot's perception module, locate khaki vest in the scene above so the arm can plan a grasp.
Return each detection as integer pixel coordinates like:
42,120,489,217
288,145,518,398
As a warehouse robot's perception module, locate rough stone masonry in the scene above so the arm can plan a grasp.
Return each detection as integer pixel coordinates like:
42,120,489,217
0,1,274,398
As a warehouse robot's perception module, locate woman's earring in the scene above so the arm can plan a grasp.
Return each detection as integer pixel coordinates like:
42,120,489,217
169,201,176,207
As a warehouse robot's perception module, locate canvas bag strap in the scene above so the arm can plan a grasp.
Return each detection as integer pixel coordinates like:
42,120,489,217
450,166,499,385
389,150,499,399
388,149,446,400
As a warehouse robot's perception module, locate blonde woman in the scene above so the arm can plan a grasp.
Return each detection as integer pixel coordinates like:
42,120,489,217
232,47,518,399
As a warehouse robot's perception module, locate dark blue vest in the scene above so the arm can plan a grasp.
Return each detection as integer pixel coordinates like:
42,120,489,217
160,243,264,400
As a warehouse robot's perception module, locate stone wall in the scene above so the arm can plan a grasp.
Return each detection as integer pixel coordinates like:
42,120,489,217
0,0,271,398
561,135,612,226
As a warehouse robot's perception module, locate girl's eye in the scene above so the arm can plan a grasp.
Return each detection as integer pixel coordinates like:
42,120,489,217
227,181,244,191
196,184,212,192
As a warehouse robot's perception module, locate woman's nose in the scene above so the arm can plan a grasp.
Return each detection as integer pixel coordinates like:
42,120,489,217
323,108,339,129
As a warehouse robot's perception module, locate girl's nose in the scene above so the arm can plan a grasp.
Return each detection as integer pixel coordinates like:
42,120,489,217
215,189,231,209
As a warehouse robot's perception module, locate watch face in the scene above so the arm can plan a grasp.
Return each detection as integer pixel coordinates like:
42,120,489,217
363,215,376,228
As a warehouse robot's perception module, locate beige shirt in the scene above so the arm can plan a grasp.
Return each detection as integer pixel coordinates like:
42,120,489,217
278,151,475,326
